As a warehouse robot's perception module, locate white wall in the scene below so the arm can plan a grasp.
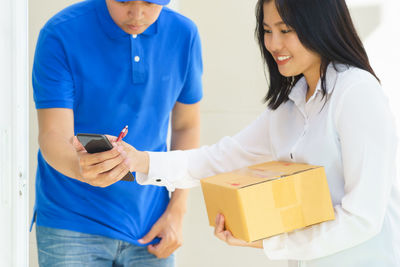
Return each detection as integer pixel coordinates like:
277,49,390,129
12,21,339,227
362,0,400,186
29,1,395,267
348,0,400,201
0,1,15,264
0,0,29,266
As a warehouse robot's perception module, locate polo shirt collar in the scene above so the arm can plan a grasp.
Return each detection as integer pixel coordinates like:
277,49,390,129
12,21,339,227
95,0,159,40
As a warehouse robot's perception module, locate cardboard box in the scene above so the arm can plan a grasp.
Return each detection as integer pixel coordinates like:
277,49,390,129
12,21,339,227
200,161,335,242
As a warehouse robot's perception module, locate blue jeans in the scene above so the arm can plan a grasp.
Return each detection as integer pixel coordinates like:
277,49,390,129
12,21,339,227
36,226,175,267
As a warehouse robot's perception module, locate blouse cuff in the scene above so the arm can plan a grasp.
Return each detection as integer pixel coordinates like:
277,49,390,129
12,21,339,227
135,150,200,191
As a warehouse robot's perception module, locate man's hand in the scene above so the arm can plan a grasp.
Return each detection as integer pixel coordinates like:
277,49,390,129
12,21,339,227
73,136,130,187
138,209,184,258
134,102,200,258
214,213,263,249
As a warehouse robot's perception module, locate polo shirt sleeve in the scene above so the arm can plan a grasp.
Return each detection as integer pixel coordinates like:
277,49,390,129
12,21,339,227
33,27,75,109
176,27,203,105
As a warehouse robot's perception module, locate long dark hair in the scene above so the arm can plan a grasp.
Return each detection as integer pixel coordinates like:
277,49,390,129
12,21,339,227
255,0,379,110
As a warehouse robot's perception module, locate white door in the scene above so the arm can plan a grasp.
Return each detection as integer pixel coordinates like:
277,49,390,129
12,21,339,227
0,0,29,266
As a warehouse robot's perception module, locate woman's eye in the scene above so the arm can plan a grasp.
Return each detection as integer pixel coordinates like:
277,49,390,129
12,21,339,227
281,29,292,34
263,29,272,34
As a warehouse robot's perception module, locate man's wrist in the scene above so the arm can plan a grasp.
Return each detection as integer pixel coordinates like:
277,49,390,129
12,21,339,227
166,189,189,216
166,204,187,217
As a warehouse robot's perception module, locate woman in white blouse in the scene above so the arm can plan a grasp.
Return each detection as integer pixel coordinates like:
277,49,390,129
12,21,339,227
76,0,399,266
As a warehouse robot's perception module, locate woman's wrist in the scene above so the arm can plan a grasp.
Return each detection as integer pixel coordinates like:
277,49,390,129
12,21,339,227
248,240,264,249
122,142,149,174
139,151,150,174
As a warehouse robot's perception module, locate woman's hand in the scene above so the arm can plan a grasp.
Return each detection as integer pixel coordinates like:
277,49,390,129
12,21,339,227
113,137,150,174
214,213,264,249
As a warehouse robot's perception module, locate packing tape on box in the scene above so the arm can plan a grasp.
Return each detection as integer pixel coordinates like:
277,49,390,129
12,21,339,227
272,177,297,208
272,177,306,230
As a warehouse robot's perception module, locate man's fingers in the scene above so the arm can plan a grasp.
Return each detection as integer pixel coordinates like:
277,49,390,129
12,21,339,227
139,225,160,245
147,238,170,258
73,136,86,152
89,152,125,174
83,159,130,187
80,147,121,166
139,224,177,258
103,159,131,184
147,243,160,257
148,237,177,259
75,134,131,188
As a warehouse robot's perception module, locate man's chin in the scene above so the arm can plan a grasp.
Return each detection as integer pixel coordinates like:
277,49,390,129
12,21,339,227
123,25,148,35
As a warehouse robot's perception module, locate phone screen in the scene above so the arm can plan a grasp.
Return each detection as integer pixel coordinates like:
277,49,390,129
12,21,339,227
76,133,135,182
77,134,113,153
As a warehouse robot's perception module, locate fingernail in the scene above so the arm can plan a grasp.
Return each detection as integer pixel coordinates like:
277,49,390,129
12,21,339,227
215,214,220,224
138,239,144,243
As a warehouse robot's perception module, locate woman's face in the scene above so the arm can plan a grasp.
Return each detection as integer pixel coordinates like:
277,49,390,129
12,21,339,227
106,0,163,35
263,1,321,79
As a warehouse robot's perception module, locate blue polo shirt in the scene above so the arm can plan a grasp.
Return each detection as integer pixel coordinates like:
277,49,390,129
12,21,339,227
32,0,202,245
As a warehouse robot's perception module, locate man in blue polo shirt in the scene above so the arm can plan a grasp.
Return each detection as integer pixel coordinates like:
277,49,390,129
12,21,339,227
32,0,202,266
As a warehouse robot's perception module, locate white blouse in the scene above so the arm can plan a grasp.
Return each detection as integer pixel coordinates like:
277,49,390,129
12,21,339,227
137,64,400,267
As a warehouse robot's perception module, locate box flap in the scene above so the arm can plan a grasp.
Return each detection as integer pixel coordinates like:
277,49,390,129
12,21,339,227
201,161,321,189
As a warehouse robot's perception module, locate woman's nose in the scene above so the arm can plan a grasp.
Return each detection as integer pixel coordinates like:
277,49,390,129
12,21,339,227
266,33,283,53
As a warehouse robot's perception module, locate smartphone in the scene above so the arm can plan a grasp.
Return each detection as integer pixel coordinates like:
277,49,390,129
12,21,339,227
76,133,135,182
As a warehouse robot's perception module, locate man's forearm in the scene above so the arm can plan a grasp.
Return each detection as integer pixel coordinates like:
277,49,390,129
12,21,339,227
170,127,200,151
37,108,85,181
167,189,189,215
167,125,200,212
39,130,82,180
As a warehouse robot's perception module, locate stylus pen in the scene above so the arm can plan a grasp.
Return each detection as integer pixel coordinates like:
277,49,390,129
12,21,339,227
116,125,128,142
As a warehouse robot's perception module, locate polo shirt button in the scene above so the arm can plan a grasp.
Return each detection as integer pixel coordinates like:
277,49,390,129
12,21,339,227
134,56,140,62
156,179,162,182
132,34,137,38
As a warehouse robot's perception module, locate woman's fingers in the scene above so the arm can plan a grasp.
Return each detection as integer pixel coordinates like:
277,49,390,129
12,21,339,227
214,214,227,242
214,214,253,247
105,134,118,143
